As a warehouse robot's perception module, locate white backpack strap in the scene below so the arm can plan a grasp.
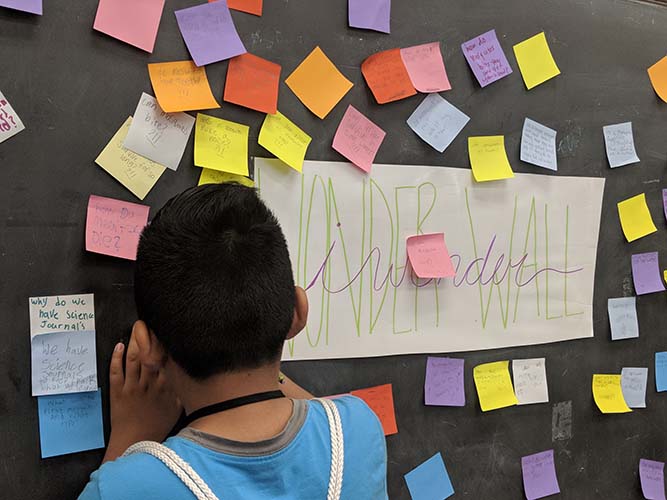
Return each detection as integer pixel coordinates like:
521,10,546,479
314,398,345,500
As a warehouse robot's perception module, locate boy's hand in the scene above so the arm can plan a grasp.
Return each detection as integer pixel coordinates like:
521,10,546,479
102,327,182,463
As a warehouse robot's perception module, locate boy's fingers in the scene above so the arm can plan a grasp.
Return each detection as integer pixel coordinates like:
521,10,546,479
125,327,142,384
109,342,125,399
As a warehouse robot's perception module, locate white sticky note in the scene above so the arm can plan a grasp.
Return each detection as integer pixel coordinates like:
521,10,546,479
512,358,549,405
603,122,640,168
29,294,95,338
621,367,648,409
0,90,26,144
520,118,557,171
608,297,639,341
407,93,470,153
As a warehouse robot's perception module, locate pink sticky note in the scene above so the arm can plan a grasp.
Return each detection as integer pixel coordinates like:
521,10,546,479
332,105,386,172
85,195,150,261
400,42,451,93
93,0,165,53
406,233,455,278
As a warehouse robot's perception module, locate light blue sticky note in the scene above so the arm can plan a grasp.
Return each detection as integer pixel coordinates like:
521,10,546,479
621,367,648,408
603,122,640,168
404,452,454,500
31,330,97,396
607,297,639,341
520,118,557,171
38,389,105,458
407,93,470,153
656,352,667,393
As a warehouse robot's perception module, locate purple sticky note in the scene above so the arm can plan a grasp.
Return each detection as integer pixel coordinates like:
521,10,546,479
640,459,666,500
348,0,390,34
425,357,465,407
461,29,513,87
521,450,560,500
175,1,246,67
631,252,666,295
662,189,667,222
0,0,42,14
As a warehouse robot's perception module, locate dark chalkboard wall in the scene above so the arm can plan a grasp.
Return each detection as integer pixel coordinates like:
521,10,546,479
1,0,667,498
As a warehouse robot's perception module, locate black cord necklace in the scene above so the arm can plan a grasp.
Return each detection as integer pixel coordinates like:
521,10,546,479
182,390,285,428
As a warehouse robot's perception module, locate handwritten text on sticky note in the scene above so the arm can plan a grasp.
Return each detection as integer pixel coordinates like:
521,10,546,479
521,450,560,500
332,105,385,172
29,294,95,338
520,118,557,171
632,252,665,296
473,360,518,412
148,61,220,113
361,49,417,104
425,357,465,407
468,135,514,182
656,352,667,393
461,29,512,87
512,358,549,405
639,459,666,500
407,233,456,279
400,42,451,93
620,367,648,409
607,297,639,340
194,113,249,176
407,93,469,153
258,111,311,172
351,383,398,435
0,90,26,144
592,374,632,414
603,122,640,168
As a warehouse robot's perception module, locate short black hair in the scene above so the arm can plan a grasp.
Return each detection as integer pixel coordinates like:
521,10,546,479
134,183,295,379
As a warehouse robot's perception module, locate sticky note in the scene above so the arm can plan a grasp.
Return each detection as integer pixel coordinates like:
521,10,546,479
461,29,513,87
224,53,281,114
617,193,657,242
194,114,249,176
85,195,150,261
332,105,386,172
424,357,465,407
648,56,667,103
198,169,254,187
361,49,417,104
175,1,246,67
258,111,311,172
607,297,639,340
473,360,518,412
285,47,353,119
29,294,95,338
148,61,220,113
404,453,454,500
603,122,640,168
351,383,398,436
632,252,665,295
620,367,648,408
512,358,549,405
663,189,667,222
513,32,560,90
93,0,164,53
348,0,390,33
38,389,105,458
592,374,632,413
227,0,262,16
521,450,560,500
640,459,666,500
407,93,469,153
406,233,456,279
123,93,195,171
657,352,667,392
0,90,25,144
520,118,557,171
468,136,514,182
0,0,42,15
400,42,451,93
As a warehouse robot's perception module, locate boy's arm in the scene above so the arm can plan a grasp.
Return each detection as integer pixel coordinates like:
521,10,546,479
279,372,315,399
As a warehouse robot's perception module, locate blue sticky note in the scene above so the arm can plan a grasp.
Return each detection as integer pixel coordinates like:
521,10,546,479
407,93,470,153
656,352,667,393
520,118,557,171
607,297,639,341
621,367,648,409
38,389,105,458
404,452,454,500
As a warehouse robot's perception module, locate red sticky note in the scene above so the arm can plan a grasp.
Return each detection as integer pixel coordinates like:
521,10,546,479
406,233,455,279
351,383,398,436
224,53,281,114
361,49,417,104
85,195,150,261
210,0,262,16
332,105,386,172
400,42,451,93
93,0,165,53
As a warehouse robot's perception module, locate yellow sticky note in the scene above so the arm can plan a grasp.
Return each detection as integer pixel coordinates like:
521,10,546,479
258,111,311,172
95,117,166,200
617,193,657,242
664,270,667,284
592,374,632,414
513,32,561,90
473,361,518,412
285,46,353,119
147,61,220,113
468,136,515,182
198,169,254,187
194,114,249,176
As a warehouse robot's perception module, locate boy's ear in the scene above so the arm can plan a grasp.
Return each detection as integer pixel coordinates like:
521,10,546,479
286,286,308,340
133,320,167,370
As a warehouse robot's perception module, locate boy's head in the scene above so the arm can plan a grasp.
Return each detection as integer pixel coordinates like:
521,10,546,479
134,183,299,379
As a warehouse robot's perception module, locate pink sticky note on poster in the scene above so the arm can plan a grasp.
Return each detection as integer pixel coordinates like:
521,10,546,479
400,42,451,93
406,233,455,278
93,0,165,53
332,105,386,172
85,195,150,261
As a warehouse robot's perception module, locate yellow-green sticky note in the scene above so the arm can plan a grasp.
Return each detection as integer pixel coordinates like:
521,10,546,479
592,374,632,414
258,111,312,172
198,169,254,187
194,113,249,176
617,193,657,242
468,136,515,182
473,361,518,412
513,32,561,90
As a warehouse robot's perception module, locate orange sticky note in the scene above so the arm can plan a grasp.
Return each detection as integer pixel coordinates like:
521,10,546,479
210,0,263,16
147,61,220,113
648,56,667,103
361,48,417,104
224,53,281,114
285,46,353,119
406,233,455,279
351,384,398,436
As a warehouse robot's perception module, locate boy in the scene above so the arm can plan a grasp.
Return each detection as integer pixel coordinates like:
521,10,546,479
78,183,388,499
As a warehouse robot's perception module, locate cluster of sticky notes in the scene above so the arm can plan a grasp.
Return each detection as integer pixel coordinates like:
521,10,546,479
224,53,281,114
513,32,560,90
258,111,311,172
656,352,667,393
617,193,657,242
520,118,557,171
592,374,632,414
461,29,513,88
521,450,560,500
631,252,665,295
594,363,658,413
148,61,220,113
424,357,465,407
607,297,639,340
639,459,666,500
603,122,640,168
348,0,390,33
0,90,25,144
195,113,249,176
407,93,469,153
473,360,518,411
351,383,398,436
332,105,386,172
404,453,455,500
512,358,549,405
468,135,515,182
93,0,165,53
406,233,456,279
0,0,42,15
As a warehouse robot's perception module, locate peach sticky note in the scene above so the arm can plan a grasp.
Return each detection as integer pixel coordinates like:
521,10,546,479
617,193,657,242
85,195,150,261
198,169,254,187
227,0,262,16
194,114,249,176
361,49,417,104
93,0,165,53
592,374,632,414
147,61,220,113
258,111,311,172
468,136,514,182
351,383,398,436
332,105,386,172
400,42,451,93
648,56,667,103
406,233,456,279
285,46,353,119
224,53,281,114
473,361,519,412
513,32,560,90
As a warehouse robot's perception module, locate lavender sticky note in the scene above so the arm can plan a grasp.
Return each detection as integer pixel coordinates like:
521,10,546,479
175,1,246,67
348,0,390,34
607,297,639,341
521,450,560,500
425,357,465,407
663,189,667,222
461,29,512,87
657,352,667,393
0,0,42,15
639,459,666,500
407,93,470,153
620,367,648,408
631,252,666,295
404,453,455,500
